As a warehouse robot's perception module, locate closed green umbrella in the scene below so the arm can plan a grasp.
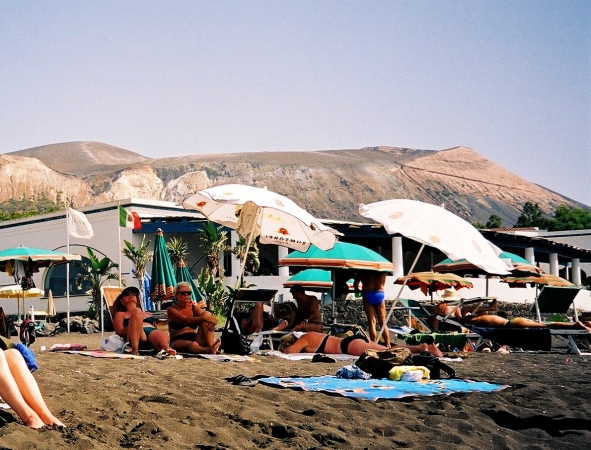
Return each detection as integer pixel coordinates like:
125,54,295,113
175,259,206,309
150,229,177,308
283,268,333,291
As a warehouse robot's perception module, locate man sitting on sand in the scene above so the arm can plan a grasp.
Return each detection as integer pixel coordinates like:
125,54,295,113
278,331,443,357
240,284,323,334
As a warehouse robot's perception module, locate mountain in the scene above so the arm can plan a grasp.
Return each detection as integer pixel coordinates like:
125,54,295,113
4,141,588,226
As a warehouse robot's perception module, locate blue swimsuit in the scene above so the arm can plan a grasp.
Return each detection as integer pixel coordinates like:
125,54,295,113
363,291,385,307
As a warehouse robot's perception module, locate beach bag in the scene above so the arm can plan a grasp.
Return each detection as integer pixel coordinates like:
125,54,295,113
19,319,36,347
220,316,252,356
403,352,456,380
354,347,412,379
100,334,127,353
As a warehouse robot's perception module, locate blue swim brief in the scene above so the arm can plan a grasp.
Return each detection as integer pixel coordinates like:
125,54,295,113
362,291,385,307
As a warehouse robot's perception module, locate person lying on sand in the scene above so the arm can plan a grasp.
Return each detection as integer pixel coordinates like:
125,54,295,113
0,338,65,429
167,282,221,354
112,286,176,356
278,331,443,357
456,314,591,331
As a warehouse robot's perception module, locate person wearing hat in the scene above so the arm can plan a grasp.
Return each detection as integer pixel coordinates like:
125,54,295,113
112,286,176,356
433,289,498,331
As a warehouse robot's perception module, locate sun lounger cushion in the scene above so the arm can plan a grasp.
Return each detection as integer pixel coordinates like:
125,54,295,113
469,325,552,351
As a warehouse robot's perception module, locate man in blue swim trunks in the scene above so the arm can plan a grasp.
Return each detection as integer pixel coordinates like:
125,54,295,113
354,271,390,347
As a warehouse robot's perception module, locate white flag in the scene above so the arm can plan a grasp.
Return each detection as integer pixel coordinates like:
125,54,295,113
68,207,94,239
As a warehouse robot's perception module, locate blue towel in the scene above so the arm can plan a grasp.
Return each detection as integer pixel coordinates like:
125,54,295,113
259,375,508,401
14,343,38,372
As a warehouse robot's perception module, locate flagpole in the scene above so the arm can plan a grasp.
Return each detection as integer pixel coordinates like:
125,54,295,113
118,202,122,288
66,207,71,333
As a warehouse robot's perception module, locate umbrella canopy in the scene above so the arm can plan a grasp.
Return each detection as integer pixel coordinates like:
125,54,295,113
175,259,206,309
0,246,81,268
150,229,177,305
283,269,333,291
182,184,341,253
359,200,510,275
0,285,44,318
278,242,394,272
501,273,576,288
394,272,473,296
433,251,542,277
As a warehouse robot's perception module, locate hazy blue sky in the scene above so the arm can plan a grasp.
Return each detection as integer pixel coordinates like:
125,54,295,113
1,1,589,206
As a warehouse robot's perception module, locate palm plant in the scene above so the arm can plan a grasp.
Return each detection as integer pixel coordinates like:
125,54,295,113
121,235,153,294
75,247,120,318
166,236,189,267
198,221,230,314
232,235,260,278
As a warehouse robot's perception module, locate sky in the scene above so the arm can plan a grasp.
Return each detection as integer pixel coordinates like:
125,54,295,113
1,1,589,206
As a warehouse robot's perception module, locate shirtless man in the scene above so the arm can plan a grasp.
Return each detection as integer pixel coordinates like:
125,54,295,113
457,314,591,331
354,271,390,347
240,284,323,334
279,331,442,357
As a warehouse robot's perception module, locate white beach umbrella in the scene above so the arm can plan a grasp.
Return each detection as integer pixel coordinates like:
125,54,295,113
182,184,340,253
359,199,510,340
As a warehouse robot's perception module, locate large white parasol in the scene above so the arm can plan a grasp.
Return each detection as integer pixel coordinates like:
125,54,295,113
359,199,510,340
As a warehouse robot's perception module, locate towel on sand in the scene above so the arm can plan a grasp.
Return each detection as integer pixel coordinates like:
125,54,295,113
259,375,508,401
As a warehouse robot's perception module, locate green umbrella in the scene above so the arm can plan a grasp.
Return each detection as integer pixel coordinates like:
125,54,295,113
283,268,333,291
150,229,177,307
175,259,206,309
279,242,393,320
278,242,394,272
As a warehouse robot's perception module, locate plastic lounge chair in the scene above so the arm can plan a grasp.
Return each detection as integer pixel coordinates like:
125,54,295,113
101,286,125,331
398,298,433,332
531,286,581,323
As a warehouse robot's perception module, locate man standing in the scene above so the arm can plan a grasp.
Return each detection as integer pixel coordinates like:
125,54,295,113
354,271,390,347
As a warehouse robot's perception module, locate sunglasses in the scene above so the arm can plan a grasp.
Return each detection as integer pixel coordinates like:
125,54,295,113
177,291,192,296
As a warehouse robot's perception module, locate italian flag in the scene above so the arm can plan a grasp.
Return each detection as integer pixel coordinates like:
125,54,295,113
119,205,141,229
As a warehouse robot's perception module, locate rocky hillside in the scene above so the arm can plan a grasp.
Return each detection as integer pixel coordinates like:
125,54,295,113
5,142,587,226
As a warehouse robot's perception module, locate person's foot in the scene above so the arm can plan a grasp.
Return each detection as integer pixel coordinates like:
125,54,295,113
209,338,221,354
164,347,177,356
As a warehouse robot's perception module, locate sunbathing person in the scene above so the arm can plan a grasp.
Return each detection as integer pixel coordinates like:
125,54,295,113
278,331,443,357
0,338,65,429
433,289,498,331
112,286,176,356
240,284,323,334
456,314,591,331
167,282,221,354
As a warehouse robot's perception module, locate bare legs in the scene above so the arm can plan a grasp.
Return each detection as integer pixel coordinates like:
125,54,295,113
363,300,391,347
169,322,220,354
127,308,175,356
0,349,64,428
240,302,264,334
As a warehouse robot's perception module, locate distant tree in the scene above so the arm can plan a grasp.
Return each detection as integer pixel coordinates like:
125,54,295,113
486,214,503,229
515,202,551,229
547,205,591,231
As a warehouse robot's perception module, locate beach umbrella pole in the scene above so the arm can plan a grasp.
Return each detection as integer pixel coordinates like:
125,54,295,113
377,243,425,342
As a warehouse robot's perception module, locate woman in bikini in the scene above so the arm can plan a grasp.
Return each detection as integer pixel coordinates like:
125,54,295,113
112,286,175,356
278,331,443,357
166,282,221,354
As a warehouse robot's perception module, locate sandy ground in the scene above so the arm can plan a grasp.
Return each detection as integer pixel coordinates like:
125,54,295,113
0,332,590,449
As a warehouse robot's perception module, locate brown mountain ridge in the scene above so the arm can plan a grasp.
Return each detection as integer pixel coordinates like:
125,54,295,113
5,141,587,226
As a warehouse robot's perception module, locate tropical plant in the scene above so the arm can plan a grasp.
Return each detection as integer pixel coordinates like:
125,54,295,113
75,247,120,317
232,235,260,278
166,236,189,267
121,235,153,295
197,221,231,315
